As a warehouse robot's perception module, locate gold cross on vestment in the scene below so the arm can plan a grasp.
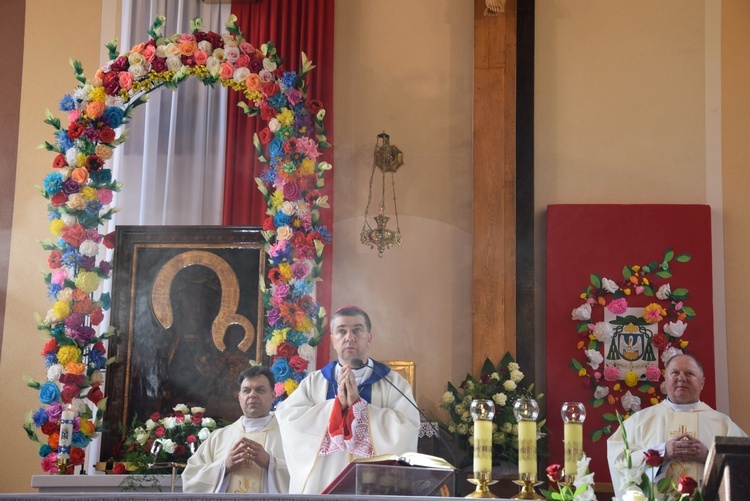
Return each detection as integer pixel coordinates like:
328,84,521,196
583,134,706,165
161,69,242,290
669,425,693,438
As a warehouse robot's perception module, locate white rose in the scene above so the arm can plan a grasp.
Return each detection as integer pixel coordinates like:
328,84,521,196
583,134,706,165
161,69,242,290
66,193,86,211
461,411,471,423
276,225,293,241
298,344,315,363
56,288,74,302
592,321,613,343
490,372,500,380
164,43,181,58
128,63,149,79
268,118,280,132
585,349,604,370
621,391,641,412
233,66,251,83
571,303,592,321
454,403,465,415
623,489,647,501
265,340,278,356
190,406,205,415
71,398,87,415
198,40,213,53
61,213,77,226
661,346,683,364
594,385,609,399
166,56,183,73
198,427,212,441
145,419,157,431
468,436,474,447
155,45,167,58
44,309,59,325
262,57,277,72
224,46,240,63
135,429,149,445
503,380,517,391
205,56,221,74
47,364,64,382
162,416,177,429
507,362,519,371
173,403,189,414
259,69,274,82
510,370,524,383
448,422,456,433
127,51,145,66
79,240,99,257
90,370,104,385
492,393,507,406
160,439,177,454
602,277,619,294
664,320,687,338
202,417,217,429
281,201,296,216
656,283,671,300
456,423,468,435
441,392,455,405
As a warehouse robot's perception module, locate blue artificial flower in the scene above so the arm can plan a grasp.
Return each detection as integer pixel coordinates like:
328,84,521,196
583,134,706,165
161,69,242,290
51,325,65,337
90,169,112,185
270,358,294,382
317,225,332,244
260,167,277,185
47,282,62,301
54,130,74,151
99,292,111,311
86,349,107,370
39,444,53,458
102,106,125,128
72,431,91,448
268,93,288,111
292,370,306,383
44,353,58,368
273,211,292,228
61,248,78,268
267,137,284,158
43,172,64,196
39,382,61,405
33,407,49,427
48,211,61,222
286,329,308,347
59,94,77,112
86,200,102,214
293,279,314,297
282,71,297,88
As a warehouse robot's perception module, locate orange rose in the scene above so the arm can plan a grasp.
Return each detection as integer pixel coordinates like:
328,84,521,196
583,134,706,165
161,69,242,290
246,73,262,91
70,167,89,184
193,50,208,66
179,40,197,56
86,101,105,118
65,361,86,375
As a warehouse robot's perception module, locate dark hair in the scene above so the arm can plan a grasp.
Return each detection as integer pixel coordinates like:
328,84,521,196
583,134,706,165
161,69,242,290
331,306,372,332
665,353,704,376
238,365,275,388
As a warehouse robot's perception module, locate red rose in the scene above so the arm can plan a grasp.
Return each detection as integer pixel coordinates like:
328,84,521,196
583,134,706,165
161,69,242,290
546,464,563,482
289,355,308,373
61,384,81,403
262,216,275,231
90,307,104,326
98,126,116,143
191,414,203,425
41,338,59,356
678,476,698,495
61,223,86,247
173,445,186,456
154,426,166,437
258,128,273,145
41,421,58,436
187,434,197,444
67,123,84,140
103,231,116,249
150,412,161,421
93,341,106,354
70,447,85,466
307,99,323,114
112,462,126,475
236,54,250,68
643,449,663,467
53,153,68,169
261,81,279,97
652,333,668,350
480,374,491,384
60,374,84,386
48,250,63,269
102,72,120,95
50,191,68,207
87,383,104,406
276,342,298,358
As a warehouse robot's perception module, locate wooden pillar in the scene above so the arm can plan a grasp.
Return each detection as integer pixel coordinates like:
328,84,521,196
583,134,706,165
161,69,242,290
472,0,517,373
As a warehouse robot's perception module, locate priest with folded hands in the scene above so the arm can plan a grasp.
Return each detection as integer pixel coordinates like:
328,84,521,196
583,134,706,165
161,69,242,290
275,305,420,494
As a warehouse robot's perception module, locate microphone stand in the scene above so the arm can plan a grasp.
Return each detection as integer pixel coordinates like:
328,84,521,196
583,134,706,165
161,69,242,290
352,358,461,495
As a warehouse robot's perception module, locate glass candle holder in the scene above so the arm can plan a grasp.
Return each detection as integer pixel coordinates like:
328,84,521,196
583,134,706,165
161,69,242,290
513,396,539,481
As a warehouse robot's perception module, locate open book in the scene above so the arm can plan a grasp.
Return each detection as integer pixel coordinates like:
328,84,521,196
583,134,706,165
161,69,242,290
352,452,456,470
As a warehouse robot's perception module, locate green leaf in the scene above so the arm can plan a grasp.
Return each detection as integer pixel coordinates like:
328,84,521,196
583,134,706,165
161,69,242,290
577,322,590,333
682,306,696,318
105,37,119,61
672,288,689,299
642,285,654,296
23,418,41,444
44,109,61,130
622,265,632,280
587,340,599,350
591,428,603,442
69,59,86,84
591,398,604,408
655,270,672,279
147,15,166,40
676,253,692,263
22,375,41,389
602,413,618,422
664,248,675,262
480,357,495,376
656,477,673,493
569,358,584,371
590,273,601,289
638,384,653,393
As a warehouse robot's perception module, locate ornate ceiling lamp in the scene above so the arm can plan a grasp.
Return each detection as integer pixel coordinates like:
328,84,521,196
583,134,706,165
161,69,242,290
360,132,403,257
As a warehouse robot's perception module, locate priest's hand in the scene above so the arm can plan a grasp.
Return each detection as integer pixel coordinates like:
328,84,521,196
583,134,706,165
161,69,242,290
337,366,360,411
225,437,271,471
665,433,709,463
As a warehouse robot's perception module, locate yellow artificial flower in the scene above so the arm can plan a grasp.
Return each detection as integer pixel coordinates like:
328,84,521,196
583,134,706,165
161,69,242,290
65,362,86,375
650,397,660,405
580,293,587,300
624,371,638,387
578,368,587,377
270,328,288,346
57,345,82,366
80,186,98,201
642,278,650,285
50,219,66,236
680,340,689,349
643,303,667,324
613,383,621,391
624,288,631,295
278,263,292,281
269,190,284,210
79,419,96,437
284,378,299,395
295,317,313,333
276,108,294,127
588,334,596,341
90,86,107,102
299,158,315,176
632,265,641,272
75,271,100,294
77,152,88,167
53,301,71,319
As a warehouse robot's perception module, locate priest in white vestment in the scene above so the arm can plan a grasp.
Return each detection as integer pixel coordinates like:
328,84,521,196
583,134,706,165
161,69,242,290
182,366,289,493
275,305,420,494
607,354,746,498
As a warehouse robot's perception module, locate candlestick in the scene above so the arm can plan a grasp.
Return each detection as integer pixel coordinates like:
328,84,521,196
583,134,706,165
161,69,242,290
561,402,586,482
56,403,75,475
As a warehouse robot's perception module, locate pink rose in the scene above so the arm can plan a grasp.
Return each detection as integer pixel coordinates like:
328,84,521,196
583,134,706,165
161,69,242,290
193,50,208,66
603,365,620,382
606,298,628,315
274,381,286,397
219,62,234,79
118,71,134,90
154,426,166,437
97,188,114,205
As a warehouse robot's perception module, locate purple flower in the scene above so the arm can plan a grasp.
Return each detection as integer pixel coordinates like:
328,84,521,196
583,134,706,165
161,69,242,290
99,261,111,275
64,313,85,329
291,261,309,280
70,325,95,346
82,128,100,142
86,229,103,243
46,402,63,422
61,178,81,195
268,307,281,326
273,283,290,299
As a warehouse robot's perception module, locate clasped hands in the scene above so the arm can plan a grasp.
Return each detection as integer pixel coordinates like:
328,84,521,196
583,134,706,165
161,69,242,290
337,364,360,411
225,437,270,472
665,433,709,463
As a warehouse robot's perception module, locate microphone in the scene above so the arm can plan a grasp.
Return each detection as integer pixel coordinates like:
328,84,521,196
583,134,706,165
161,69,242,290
349,358,460,473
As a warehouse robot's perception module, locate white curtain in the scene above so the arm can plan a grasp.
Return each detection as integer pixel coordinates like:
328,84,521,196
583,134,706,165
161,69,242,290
111,0,231,226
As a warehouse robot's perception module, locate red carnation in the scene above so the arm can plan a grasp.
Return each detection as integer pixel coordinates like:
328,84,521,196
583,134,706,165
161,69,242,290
61,384,81,403
70,447,86,466
678,476,698,496
258,128,273,145
41,421,58,436
546,464,563,482
48,250,63,269
643,449,663,467
50,192,68,207
41,338,59,356
53,153,68,169
262,216,276,231
67,123,84,140
89,307,104,326
61,223,86,247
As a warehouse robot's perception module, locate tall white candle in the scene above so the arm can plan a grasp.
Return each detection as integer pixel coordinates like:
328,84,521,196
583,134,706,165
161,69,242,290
58,404,75,460
517,420,537,479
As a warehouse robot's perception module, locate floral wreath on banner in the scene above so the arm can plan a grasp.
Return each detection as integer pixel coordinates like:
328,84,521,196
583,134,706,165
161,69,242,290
569,248,695,443
23,15,331,473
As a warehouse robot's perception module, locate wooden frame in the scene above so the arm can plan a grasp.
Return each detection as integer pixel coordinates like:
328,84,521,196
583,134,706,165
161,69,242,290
100,226,266,461
385,360,416,391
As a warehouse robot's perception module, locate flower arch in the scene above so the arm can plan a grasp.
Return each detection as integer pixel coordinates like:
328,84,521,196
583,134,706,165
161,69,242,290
24,15,331,473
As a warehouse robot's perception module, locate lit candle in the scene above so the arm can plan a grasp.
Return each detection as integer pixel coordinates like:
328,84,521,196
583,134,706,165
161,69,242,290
58,404,75,460
561,402,586,480
513,395,540,481
470,399,495,476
